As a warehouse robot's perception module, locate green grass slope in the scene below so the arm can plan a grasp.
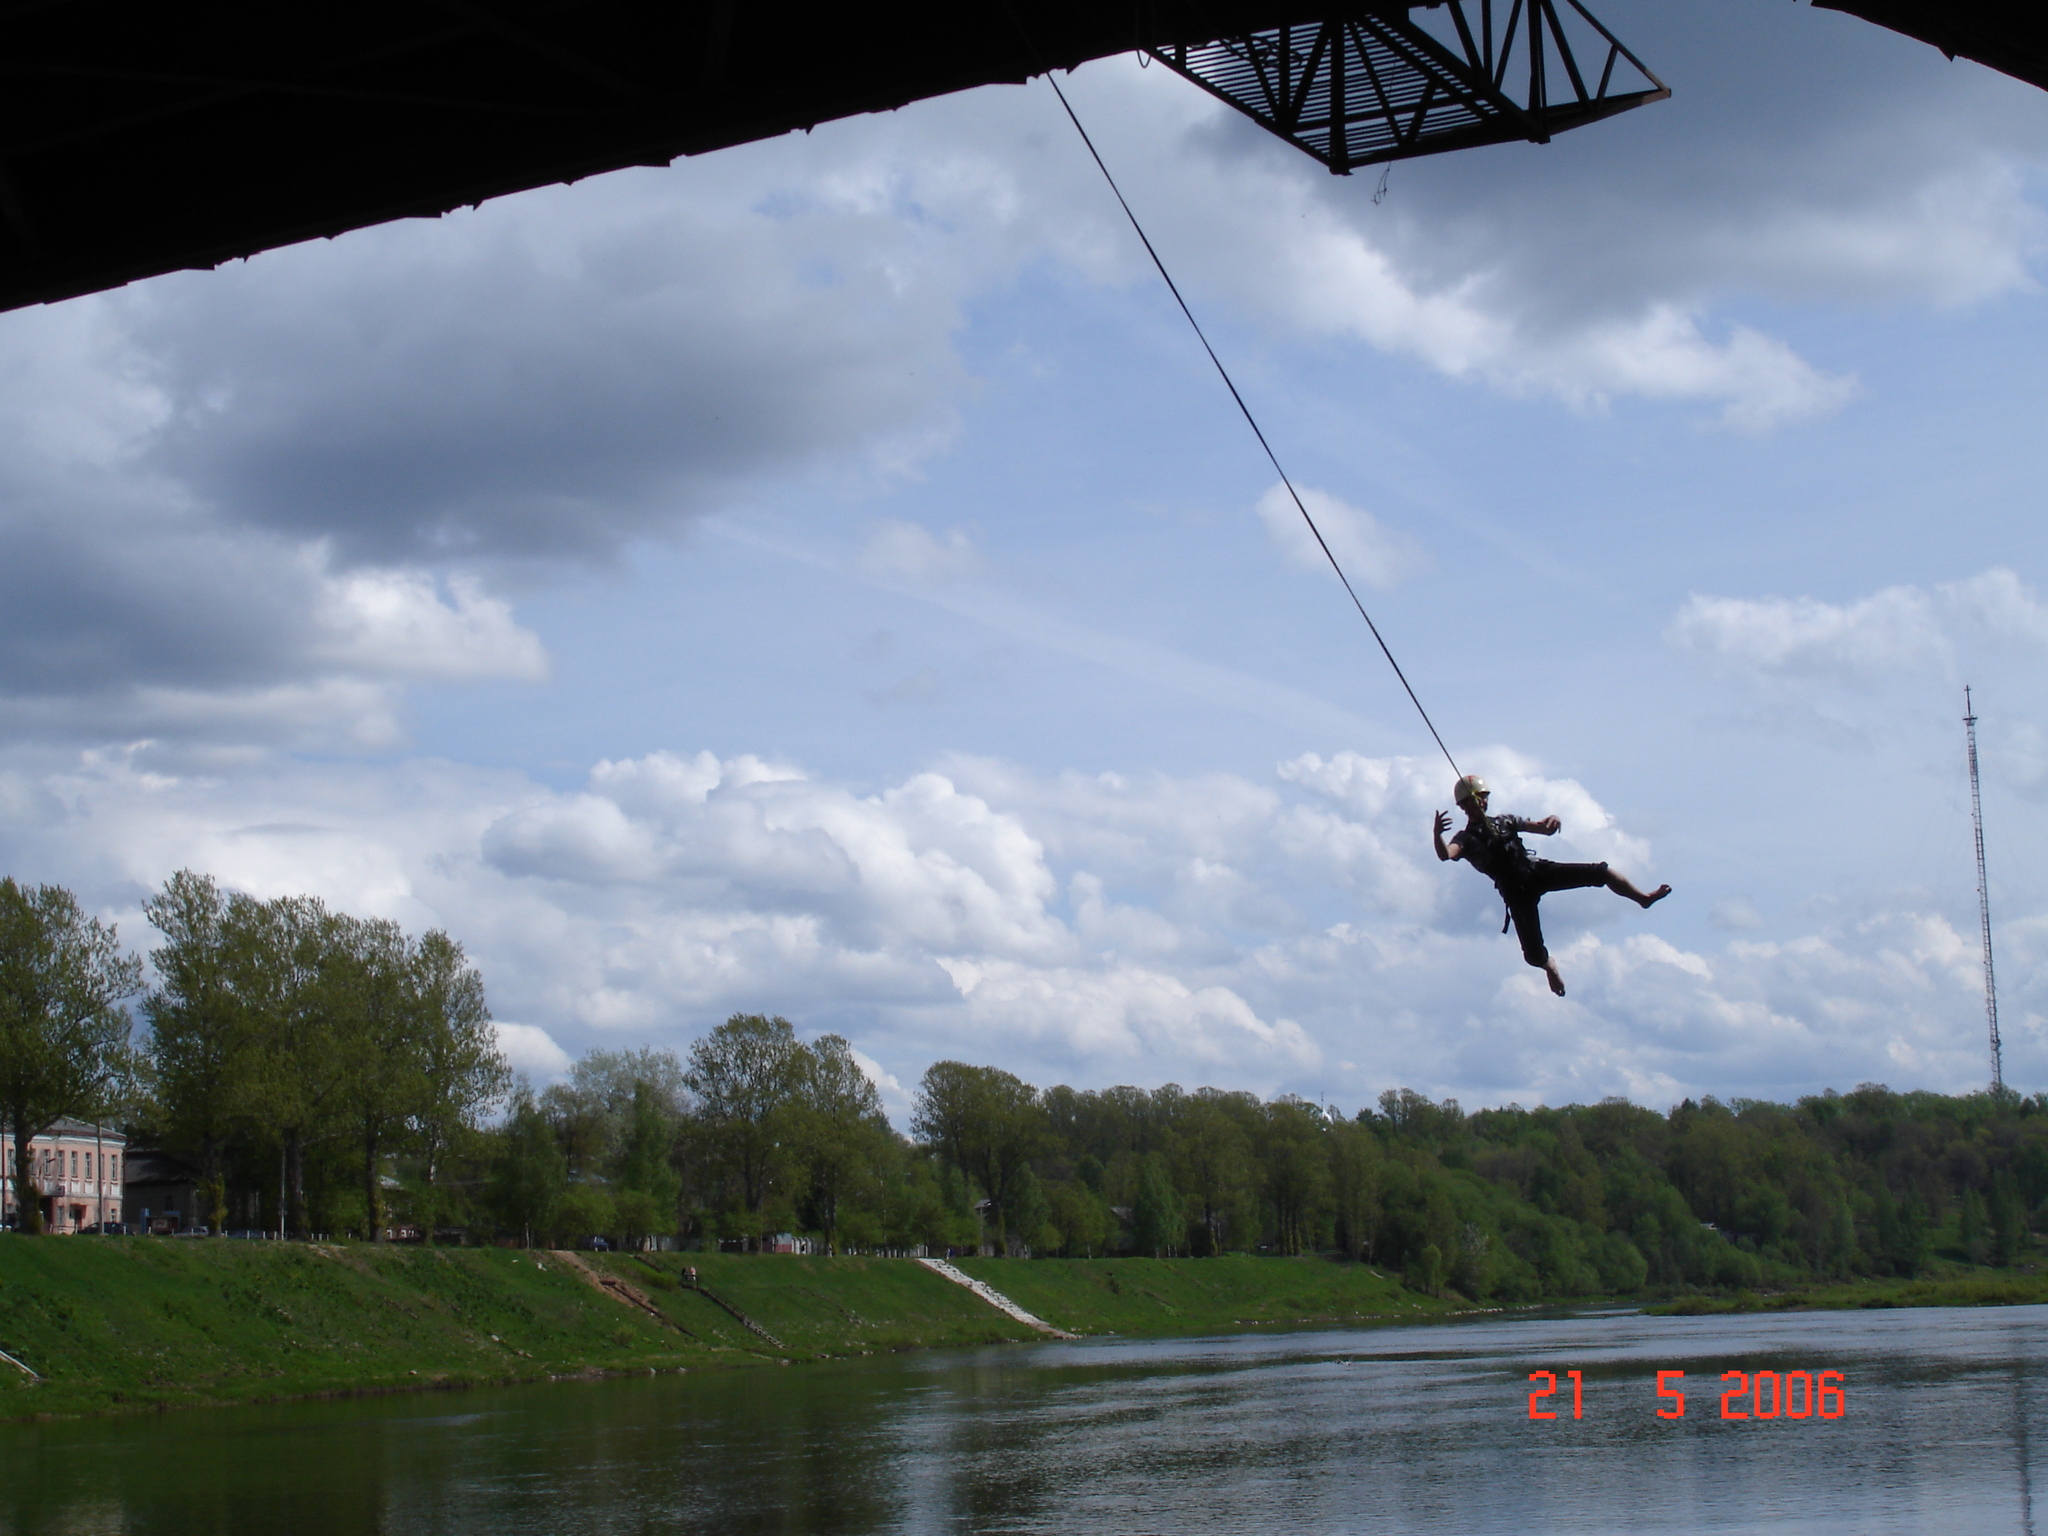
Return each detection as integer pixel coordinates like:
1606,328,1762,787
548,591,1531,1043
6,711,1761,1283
604,1252,1038,1354
953,1255,1457,1335
1649,1271,2048,1315
0,1238,722,1419
0,1243,1480,1424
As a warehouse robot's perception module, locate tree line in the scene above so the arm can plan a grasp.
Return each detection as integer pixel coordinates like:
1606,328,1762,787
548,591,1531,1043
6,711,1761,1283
3,872,2044,1297
431,1031,2048,1301
0,872,502,1237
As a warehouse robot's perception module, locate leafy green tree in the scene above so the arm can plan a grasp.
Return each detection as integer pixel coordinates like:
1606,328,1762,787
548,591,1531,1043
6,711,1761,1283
1131,1154,1182,1257
1179,1092,1257,1256
1046,1179,1111,1256
556,1182,616,1247
1262,1098,1332,1255
795,1034,892,1255
615,1078,683,1240
1872,1187,1928,1277
1406,1241,1446,1296
539,1080,614,1180
1329,1119,1385,1262
685,1014,806,1244
406,930,507,1234
0,879,143,1235
143,871,261,1234
490,1089,566,1247
1000,1164,1054,1255
239,895,351,1238
881,1154,975,1254
912,1060,1044,1249
1960,1186,1988,1264
552,1046,688,1185
613,1188,666,1249
1990,1171,2026,1267
325,914,421,1241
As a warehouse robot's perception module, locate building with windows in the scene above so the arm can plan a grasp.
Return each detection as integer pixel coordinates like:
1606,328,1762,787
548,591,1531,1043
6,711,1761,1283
121,1149,205,1234
0,1118,126,1232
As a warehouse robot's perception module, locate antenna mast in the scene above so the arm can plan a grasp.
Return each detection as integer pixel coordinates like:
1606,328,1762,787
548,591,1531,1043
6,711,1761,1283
1964,686,2004,1094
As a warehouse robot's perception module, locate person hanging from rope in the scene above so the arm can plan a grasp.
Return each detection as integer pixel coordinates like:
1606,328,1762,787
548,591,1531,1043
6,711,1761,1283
1432,774,1670,997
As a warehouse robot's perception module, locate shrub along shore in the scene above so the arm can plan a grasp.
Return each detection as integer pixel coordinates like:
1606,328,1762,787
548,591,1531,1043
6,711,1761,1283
5,1239,2046,1424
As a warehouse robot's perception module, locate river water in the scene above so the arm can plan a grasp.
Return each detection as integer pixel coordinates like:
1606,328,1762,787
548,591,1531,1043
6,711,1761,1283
3,1304,2041,1535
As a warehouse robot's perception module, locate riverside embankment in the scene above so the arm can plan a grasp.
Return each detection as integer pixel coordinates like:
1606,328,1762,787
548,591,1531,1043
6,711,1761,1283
0,1241,1444,1420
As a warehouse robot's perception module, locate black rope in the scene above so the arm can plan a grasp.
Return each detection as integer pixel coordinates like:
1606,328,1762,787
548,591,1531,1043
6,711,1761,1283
1040,70,1461,779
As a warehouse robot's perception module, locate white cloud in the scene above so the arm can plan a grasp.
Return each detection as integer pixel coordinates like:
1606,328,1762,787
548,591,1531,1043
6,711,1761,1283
314,570,547,683
1941,567,2048,649
495,1021,573,1081
1667,566,2048,686
5,734,2024,1109
1256,220,1858,429
1667,583,1947,681
1254,484,1428,589
3,5,2040,752
856,521,983,586
936,956,1319,1069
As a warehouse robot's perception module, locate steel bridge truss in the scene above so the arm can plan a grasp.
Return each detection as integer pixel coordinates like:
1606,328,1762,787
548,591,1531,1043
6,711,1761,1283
1147,0,1667,173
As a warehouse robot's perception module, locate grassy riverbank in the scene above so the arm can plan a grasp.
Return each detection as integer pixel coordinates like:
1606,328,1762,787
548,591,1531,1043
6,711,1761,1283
0,1241,1459,1421
951,1255,1445,1335
1647,1270,2048,1315
18,1239,2034,1424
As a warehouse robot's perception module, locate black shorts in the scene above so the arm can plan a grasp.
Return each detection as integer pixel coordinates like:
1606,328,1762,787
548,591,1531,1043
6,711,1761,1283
1501,861,1609,966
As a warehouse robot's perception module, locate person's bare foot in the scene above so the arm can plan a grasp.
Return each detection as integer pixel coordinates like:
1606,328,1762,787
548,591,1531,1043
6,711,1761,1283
1546,962,1567,997
1640,884,1672,910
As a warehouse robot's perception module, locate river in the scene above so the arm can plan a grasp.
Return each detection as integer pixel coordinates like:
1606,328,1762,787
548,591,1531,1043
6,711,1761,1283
3,1304,2040,1534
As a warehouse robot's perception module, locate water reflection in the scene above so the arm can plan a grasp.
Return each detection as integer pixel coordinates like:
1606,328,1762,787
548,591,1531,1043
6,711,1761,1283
3,1305,2043,1535
2019,1352,2037,1536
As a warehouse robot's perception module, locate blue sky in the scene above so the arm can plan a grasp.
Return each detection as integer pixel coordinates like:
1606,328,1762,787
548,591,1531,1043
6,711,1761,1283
1,0,2045,1116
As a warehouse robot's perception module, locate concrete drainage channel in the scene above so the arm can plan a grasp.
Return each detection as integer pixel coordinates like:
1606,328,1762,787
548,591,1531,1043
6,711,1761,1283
915,1258,1079,1339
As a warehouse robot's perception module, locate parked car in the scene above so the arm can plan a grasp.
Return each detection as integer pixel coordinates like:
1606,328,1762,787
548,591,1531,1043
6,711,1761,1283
582,1235,611,1252
84,1222,129,1235
172,1225,211,1238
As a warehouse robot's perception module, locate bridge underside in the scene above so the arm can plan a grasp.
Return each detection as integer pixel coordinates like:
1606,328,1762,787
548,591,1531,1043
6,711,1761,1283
0,1,1666,314
0,1,2037,315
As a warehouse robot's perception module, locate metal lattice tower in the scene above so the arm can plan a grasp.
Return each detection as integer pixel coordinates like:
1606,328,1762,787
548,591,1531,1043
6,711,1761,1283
1964,686,2004,1094
1147,1,1668,175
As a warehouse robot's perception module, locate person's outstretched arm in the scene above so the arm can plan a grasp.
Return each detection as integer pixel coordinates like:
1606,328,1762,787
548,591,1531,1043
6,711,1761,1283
1432,810,1463,862
1514,815,1561,836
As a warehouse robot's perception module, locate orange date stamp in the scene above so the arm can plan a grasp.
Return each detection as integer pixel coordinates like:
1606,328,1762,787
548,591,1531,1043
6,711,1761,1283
1526,1369,1845,1420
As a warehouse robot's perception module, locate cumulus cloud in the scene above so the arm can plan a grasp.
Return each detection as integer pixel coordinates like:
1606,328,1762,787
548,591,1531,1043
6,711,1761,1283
313,571,547,683
116,165,973,567
0,505,549,747
2,0,2041,751
7,734,2019,1109
495,1021,573,1082
1254,484,1428,589
936,956,1320,1069
1667,583,1948,682
1667,566,2048,685
1247,217,1857,429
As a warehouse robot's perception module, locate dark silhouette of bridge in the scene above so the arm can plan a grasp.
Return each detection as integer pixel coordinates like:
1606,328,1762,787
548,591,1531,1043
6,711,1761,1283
0,2,2034,314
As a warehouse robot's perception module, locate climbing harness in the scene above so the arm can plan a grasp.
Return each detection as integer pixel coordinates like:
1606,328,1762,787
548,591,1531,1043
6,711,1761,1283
1041,71,1461,778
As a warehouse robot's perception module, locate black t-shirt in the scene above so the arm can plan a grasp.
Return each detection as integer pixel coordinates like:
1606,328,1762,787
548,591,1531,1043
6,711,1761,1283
1457,813,1535,893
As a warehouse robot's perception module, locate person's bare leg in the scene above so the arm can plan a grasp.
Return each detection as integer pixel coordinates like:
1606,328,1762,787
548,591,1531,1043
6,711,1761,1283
1605,871,1671,909
1543,958,1566,996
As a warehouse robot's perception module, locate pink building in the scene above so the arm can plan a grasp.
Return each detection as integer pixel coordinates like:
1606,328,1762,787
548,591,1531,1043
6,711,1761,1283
0,1117,126,1233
